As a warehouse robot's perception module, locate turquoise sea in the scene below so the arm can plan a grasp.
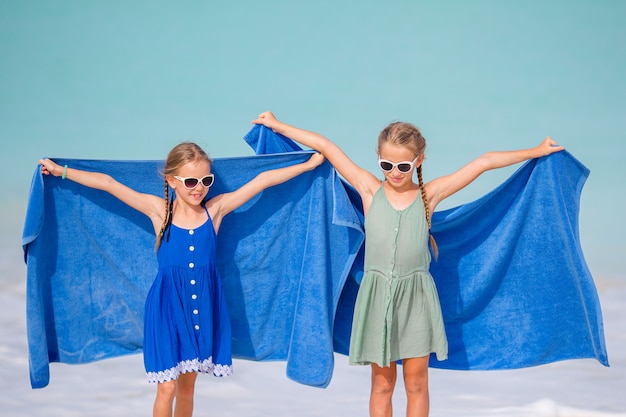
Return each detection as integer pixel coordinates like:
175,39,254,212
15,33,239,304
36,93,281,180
1,2,624,415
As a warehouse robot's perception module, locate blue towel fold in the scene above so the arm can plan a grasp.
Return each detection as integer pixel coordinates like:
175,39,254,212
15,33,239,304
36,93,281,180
23,127,608,390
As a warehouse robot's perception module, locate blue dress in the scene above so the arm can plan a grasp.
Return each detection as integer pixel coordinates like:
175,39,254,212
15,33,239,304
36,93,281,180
143,210,233,383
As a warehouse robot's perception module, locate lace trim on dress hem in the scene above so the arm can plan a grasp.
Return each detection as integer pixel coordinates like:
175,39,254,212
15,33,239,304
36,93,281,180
146,357,233,383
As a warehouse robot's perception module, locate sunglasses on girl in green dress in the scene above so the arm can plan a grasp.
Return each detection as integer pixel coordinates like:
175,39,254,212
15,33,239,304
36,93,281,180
174,174,215,189
378,156,419,173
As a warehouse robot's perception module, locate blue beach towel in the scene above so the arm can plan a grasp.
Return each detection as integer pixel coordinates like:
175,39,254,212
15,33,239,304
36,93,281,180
245,126,608,370
23,148,364,389
23,126,608,390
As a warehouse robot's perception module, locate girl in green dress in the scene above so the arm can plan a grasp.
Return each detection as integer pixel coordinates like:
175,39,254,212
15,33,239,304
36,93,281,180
253,111,564,417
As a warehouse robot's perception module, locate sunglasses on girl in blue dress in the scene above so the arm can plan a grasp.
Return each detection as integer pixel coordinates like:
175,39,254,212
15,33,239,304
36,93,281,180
378,156,419,173
174,174,215,189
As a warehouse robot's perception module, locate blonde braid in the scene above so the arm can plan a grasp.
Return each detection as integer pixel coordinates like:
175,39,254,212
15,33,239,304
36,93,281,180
417,166,438,260
155,180,170,251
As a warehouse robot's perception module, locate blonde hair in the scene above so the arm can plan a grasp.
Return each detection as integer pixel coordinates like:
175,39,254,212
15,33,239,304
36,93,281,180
377,122,438,259
155,142,211,250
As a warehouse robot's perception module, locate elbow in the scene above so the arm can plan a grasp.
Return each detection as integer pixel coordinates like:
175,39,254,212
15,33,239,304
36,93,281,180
476,153,497,171
317,138,336,155
100,174,117,192
253,171,274,189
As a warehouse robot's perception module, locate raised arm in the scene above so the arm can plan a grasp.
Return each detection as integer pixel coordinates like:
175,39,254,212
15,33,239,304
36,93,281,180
424,137,564,212
206,152,325,232
39,158,165,233
252,111,381,201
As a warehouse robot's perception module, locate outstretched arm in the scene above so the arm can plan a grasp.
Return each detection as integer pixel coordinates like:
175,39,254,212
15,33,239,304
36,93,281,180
252,111,381,201
207,152,325,233
39,158,164,232
424,137,564,213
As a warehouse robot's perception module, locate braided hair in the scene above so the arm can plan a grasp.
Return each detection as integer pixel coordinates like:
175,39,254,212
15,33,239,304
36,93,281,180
155,142,211,251
377,122,438,259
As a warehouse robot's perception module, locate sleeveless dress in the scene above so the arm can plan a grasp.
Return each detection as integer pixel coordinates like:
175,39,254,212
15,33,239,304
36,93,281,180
349,186,448,366
143,209,233,382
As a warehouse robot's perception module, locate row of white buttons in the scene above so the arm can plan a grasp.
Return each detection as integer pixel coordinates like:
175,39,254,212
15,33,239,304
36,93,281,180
189,230,199,330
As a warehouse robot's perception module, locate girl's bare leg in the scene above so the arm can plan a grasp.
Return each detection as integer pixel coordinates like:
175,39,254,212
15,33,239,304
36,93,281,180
402,356,430,417
174,372,197,417
153,380,176,417
370,362,397,417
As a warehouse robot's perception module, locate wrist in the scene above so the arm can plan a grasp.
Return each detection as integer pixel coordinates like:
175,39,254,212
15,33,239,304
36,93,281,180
270,120,287,134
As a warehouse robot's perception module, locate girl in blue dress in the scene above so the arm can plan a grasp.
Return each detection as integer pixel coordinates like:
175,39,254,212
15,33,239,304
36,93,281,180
39,142,324,417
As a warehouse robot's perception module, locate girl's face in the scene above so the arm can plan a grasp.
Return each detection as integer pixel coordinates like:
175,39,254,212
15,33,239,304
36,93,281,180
378,142,423,188
168,159,212,206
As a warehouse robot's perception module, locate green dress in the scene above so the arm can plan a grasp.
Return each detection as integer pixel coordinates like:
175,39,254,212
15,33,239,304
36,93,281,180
349,186,448,366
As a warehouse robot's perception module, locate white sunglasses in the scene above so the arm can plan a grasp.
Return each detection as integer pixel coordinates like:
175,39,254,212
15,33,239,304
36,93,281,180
174,174,215,189
378,156,419,173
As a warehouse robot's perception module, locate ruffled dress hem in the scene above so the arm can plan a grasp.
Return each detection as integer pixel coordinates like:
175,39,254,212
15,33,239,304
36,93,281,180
146,357,233,383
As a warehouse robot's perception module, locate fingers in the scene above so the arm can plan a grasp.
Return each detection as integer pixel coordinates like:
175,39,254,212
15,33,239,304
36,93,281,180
543,136,564,154
252,111,274,125
38,158,58,176
304,152,324,170
311,152,325,167
251,111,265,124
39,158,50,175
546,136,557,145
